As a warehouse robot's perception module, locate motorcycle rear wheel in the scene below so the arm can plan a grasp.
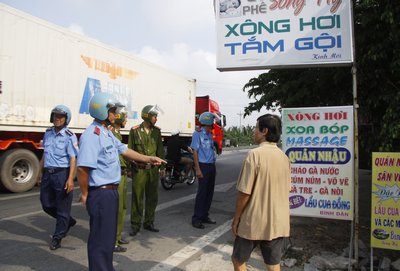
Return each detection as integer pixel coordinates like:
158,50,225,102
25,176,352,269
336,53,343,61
185,168,196,185
161,173,174,190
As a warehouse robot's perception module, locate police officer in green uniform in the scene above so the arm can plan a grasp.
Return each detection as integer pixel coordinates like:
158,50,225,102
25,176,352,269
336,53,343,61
129,105,165,236
110,109,130,253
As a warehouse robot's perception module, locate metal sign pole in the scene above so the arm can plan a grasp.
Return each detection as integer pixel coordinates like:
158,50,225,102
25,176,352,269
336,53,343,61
350,1,359,268
370,247,374,270
352,65,359,268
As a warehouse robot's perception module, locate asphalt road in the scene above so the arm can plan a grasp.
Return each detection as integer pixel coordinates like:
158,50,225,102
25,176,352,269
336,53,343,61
2,149,395,271
0,149,251,271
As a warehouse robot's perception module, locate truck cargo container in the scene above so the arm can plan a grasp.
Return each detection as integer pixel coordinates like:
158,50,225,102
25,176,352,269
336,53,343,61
0,4,196,192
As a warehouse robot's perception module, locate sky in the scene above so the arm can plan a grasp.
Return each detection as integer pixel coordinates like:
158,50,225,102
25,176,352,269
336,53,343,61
0,0,272,128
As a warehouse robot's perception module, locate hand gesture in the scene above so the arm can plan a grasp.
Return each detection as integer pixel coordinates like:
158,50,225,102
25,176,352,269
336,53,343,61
149,156,166,166
79,193,87,206
36,173,42,186
195,168,203,179
232,218,240,236
64,178,74,193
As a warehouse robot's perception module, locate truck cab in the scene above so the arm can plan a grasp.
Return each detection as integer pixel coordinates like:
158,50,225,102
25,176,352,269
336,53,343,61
195,96,226,154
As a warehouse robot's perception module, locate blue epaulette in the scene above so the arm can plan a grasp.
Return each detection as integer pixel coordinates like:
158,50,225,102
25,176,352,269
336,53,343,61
65,129,74,136
46,127,52,132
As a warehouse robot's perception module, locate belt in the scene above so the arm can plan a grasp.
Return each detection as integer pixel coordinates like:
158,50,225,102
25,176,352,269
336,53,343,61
44,167,69,174
199,162,215,166
89,184,119,190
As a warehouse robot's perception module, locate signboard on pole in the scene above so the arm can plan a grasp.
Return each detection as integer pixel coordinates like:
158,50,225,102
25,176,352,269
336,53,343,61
215,0,354,71
371,153,400,250
282,106,354,220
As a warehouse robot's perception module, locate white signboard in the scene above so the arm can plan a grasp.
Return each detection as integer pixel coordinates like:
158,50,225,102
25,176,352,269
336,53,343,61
215,0,354,71
282,106,354,220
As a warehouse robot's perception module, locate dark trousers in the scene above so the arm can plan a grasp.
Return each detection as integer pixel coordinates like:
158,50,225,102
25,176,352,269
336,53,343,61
87,188,118,271
40,168,74,240
192,163,216,224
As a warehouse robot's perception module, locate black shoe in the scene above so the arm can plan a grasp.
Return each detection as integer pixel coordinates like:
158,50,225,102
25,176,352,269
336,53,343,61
192,222,205,229
114,245,127,253
118,238,130,245
129,229,139,236
144,224,159,232
50,238,61,250
202,217,216,224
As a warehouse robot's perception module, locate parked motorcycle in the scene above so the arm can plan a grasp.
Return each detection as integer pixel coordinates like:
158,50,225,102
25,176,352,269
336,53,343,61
160,152,196,190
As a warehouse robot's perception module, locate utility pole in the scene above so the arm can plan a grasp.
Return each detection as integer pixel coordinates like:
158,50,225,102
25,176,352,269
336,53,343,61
237,111,243,130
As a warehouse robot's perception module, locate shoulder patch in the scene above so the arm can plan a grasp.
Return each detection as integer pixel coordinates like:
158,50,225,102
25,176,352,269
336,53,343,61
65,129,74,136
94,126,101,135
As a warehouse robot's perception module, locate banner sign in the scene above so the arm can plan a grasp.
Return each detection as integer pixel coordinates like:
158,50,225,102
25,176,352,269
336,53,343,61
371,152,400,250
282,106,354,220
215,0,354,71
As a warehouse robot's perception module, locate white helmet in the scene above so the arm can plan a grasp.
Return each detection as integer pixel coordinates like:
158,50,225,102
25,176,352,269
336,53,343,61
171,129,180,136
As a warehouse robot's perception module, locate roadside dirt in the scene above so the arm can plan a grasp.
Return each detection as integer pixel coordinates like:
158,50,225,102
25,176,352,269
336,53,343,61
284,170,399,269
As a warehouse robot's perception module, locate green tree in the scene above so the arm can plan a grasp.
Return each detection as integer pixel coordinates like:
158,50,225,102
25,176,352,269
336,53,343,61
243,0,400,168
224,125,255,146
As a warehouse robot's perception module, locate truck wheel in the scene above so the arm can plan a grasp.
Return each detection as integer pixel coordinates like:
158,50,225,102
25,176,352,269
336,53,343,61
0,149,39,193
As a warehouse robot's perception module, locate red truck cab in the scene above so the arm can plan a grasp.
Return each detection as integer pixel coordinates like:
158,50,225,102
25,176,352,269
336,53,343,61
195,96,226,154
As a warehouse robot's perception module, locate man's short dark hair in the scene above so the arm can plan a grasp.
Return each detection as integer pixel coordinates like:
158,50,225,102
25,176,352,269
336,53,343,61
256,114,282,143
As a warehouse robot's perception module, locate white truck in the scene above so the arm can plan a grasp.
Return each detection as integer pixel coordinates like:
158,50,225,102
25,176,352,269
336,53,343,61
0,4,196,192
